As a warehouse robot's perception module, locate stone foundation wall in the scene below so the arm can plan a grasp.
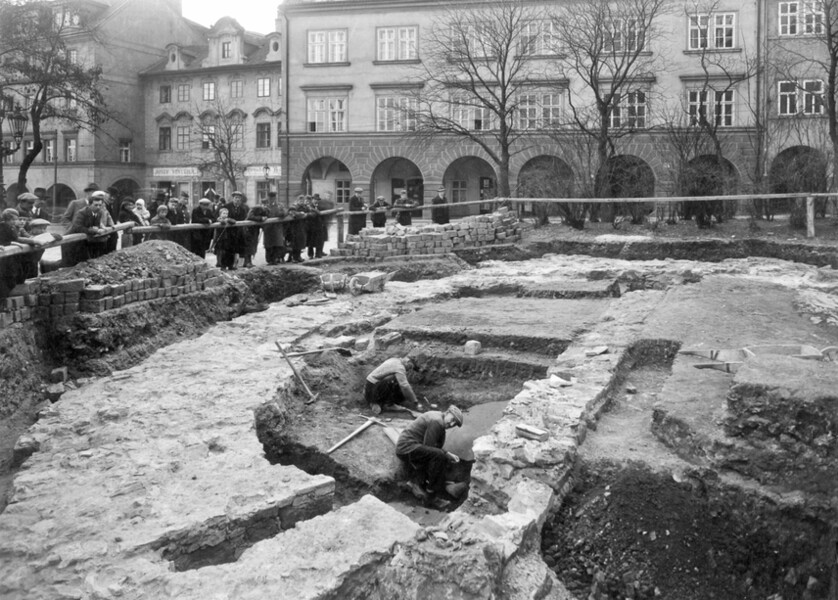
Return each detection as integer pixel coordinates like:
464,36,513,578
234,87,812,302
0,262,226,329
332,208,522,259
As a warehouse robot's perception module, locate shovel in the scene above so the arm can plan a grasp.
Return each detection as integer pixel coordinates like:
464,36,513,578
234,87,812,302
275,341,319,403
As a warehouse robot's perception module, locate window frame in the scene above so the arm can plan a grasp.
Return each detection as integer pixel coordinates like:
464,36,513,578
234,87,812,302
687,86,735,127
221,41,231,59
231,80,243,98
688,12,736,50
306,96,347,132
608,90,647,129
376,95,418,132
605,18,645,53
779,1,824,36
176,125,190,150
257,77,271,97
517,91,564,129
520,20,557,56
256,122,272,148
308,29,347,64
177,84,190,102
158,126,172,151
778,79,824,116
159,85,171,104
202,81,216,101
451,180,467,204
119,140,131,163
376,26,418,61
64,138,77,162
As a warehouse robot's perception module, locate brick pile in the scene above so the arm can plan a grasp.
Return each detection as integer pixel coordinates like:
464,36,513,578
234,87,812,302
0,261,225,329
332,208,522,259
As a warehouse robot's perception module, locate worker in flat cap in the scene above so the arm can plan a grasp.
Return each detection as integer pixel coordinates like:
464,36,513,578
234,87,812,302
347,186,367,235
396,405,466,504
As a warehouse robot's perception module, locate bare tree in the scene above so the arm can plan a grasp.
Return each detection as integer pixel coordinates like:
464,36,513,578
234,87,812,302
546,0,672,224
655,0,758,227
0,0,111,202
408,0,543,197
191,99,250,193
769,1,838,227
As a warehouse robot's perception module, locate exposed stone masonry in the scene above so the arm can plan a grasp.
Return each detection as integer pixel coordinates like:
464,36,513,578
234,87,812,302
332,209,522,259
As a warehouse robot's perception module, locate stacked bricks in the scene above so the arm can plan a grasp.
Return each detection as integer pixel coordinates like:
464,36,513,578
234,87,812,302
0,262,225,329
332,207,522,259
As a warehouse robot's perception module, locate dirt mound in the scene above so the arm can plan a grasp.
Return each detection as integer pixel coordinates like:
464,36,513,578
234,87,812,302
542,461,830,600
41,240,206,284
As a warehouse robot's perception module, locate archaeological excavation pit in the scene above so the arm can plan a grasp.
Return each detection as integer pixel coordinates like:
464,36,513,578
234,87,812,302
4,237,838,600
254,292,614,515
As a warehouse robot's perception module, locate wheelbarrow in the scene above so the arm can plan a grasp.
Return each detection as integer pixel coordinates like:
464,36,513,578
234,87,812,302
348,270,396,296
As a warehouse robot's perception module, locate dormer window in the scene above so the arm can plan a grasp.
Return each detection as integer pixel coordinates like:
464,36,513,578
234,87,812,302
170,53,176,63
222,42,231,59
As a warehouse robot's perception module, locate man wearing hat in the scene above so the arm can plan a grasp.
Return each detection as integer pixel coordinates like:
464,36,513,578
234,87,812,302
396,405,465,503
61,182,98,226
15,192,37,230
190,198,216,258
348,186,367,235
393,188,417,226
431,186,450,225
60,183,98,266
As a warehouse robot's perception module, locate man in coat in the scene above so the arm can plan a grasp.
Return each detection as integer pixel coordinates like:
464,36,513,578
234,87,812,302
262,192,287,264
66,191,115,262
348,187,367,235
190,198,216,258
396,406,464,502
393,189,416,226
60,183,97,267
431,186,450,225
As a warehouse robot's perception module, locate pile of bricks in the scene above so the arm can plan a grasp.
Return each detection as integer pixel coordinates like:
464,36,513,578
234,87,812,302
0,262,225,329
333,208,522,259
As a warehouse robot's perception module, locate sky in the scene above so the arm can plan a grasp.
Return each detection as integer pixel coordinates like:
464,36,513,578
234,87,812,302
181,0,278,34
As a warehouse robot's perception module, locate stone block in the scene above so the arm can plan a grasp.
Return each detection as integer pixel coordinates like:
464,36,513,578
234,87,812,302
82,285,110,299
104,297,114,310
377,331,403,347
46,382,65,402
112,295,125,308
64,292,80,304
79,298,106,313
25,294,38,307
110,283,126,296
0,312,12,328
6,296,24,310
50,366,69,383
464,340,482,355
37,294,50,306
9,282,33,296
52,278,85,293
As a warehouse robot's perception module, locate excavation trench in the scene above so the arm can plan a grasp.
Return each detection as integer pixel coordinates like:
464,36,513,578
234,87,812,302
257,350,550,513
544,338,837,600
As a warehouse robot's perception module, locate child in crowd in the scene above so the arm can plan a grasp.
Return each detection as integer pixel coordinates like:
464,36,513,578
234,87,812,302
148,205,171,240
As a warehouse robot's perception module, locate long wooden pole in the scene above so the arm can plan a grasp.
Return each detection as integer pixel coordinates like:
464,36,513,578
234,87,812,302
275,341,318,403
327,418,375,454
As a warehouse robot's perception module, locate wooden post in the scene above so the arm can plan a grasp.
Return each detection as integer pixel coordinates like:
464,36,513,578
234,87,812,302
336,211,345,244
807,196,815,238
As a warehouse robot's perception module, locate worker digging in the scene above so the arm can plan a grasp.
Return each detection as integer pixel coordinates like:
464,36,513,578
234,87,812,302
395,406,468,506
364,355,421,414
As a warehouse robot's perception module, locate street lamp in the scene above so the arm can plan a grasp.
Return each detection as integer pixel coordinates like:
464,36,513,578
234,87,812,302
0,105,29,207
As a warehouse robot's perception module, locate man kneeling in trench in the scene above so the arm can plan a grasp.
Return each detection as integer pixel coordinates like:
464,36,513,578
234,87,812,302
364,356,420,414
395,406,468,503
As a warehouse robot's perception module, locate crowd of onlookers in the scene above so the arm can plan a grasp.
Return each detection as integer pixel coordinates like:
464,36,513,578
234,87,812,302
0,182,339,298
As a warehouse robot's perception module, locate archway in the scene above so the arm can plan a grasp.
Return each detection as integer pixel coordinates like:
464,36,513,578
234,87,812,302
769,146,828,224
301,156,352,206
680,155,739,226
517,155,574,224
442,156,496,217
370,157,424,215
110,178,141,201
598,155,655,224
44,183,77,217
